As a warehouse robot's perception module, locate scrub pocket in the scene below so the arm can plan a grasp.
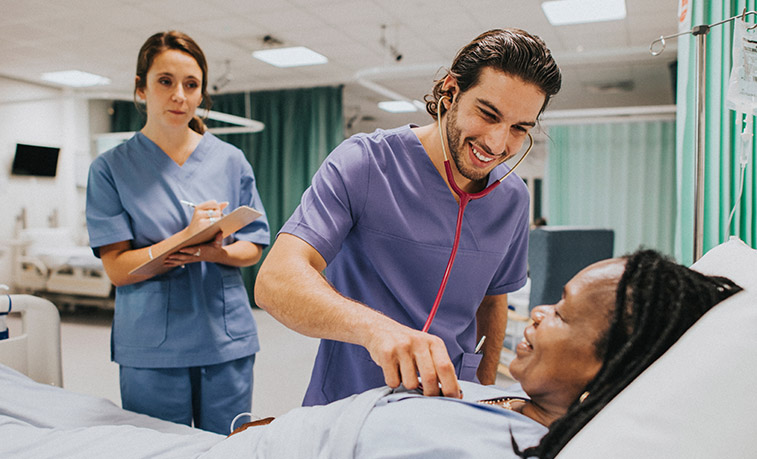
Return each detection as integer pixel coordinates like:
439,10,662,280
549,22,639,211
458,352,483,382
114,280,168,347
221,271,255,339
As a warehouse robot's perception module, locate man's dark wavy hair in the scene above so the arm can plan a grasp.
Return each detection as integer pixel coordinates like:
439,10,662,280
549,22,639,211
425,28,562,120
516,249,742,458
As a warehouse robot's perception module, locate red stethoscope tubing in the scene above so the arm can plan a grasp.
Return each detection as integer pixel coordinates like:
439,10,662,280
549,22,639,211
420,161,499,332
421,96,533,333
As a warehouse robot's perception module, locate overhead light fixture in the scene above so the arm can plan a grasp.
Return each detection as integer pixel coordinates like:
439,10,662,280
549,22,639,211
378,100,418,113
542,0,626,26
41,70,111,87
252,46,328,68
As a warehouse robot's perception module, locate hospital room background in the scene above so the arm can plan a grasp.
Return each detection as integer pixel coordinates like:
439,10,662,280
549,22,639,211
1,0,755,419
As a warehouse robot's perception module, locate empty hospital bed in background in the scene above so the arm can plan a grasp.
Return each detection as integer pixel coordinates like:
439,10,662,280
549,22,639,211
11,227,113,310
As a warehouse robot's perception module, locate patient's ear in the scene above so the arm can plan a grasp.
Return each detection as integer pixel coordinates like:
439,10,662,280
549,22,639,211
228,416,275,437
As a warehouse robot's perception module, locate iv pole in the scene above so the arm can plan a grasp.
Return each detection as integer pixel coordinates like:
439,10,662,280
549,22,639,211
650,9,756,261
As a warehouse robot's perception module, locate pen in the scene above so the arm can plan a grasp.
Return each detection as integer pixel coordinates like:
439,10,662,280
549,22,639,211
180,200,196,208
475,335,486,354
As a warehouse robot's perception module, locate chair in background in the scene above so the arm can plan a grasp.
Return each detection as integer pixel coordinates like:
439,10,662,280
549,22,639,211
528,227,614,310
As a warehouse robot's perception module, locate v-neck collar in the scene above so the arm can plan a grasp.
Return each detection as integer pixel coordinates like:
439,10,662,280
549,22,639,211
403,125,505,208
136,131,210,180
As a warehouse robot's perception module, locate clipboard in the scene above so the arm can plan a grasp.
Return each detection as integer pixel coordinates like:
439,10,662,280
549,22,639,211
129,206,263,277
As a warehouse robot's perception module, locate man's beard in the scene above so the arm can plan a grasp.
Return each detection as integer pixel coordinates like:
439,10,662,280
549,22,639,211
444,101,493,183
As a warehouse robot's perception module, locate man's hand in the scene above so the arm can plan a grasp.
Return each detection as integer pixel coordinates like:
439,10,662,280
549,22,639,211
365,323,461,398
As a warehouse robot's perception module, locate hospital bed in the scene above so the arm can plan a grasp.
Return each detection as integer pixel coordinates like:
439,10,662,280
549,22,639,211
0,238,755,458
0,294,62,387
11,227,112,308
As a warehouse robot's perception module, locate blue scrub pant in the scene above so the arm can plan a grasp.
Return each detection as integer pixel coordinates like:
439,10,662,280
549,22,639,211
119,354,255,435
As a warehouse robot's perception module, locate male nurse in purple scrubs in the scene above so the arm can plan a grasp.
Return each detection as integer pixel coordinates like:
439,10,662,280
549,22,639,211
256,28,562,406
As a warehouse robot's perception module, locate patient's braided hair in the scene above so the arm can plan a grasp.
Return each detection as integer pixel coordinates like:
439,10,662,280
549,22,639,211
517,249,742,458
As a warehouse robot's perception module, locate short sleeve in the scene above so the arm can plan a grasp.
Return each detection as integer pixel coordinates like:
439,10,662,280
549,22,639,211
485,186,529,295
85,153,135,257
279,136,370,263
233,155,270,248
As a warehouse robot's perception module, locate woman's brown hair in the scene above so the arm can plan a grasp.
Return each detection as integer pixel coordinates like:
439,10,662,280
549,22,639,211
134,30,212,134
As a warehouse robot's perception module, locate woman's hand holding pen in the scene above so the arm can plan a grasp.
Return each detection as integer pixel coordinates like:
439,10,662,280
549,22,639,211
184,200,228,235
163,200,228,268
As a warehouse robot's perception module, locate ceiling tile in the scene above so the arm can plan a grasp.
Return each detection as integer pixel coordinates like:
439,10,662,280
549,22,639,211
0,0,686,130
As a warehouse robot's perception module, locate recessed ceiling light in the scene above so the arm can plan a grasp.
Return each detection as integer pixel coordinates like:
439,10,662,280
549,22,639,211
41,70,111,87
542,0,626,26
252,46,328,68
378,100,418,113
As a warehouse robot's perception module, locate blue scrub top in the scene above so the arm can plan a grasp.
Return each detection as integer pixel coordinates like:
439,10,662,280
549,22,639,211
86,132,270,368
280,125,529,405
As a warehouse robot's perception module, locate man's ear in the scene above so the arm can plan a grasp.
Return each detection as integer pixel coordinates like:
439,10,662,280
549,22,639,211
440,74,459,107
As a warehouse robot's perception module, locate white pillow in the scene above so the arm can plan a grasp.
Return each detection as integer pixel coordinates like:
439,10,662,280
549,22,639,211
558,238,757,458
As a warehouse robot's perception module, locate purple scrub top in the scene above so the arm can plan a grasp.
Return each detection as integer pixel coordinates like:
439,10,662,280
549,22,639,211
280,125,529,405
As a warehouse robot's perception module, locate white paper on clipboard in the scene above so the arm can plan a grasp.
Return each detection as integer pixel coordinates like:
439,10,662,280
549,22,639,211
129,206,263,277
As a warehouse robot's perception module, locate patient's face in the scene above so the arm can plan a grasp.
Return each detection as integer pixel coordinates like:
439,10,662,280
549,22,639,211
509,259,625,408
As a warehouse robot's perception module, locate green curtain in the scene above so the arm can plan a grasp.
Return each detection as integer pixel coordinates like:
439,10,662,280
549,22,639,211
677,0,757,264
545,120,677,258
111,86,344,302
207,87,344,302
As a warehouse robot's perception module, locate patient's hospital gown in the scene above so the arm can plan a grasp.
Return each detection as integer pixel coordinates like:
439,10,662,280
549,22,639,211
210,380,547,458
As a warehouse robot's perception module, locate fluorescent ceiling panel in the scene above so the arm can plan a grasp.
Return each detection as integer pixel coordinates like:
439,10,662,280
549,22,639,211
41,70,111,87
378,100,418,113
252,46,328,68
541,0,626,25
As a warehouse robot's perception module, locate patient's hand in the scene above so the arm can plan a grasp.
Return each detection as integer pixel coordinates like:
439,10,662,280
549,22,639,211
228,417,275,437
365,323,461,399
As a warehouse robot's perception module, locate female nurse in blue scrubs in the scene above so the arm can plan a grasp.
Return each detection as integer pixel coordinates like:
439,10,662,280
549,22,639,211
85,31,270,434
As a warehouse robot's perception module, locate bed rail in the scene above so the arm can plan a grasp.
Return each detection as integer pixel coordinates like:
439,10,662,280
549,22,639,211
0,294,62,387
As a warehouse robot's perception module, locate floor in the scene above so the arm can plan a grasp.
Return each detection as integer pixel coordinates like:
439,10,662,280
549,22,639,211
11,304,517,419
52,306,322,418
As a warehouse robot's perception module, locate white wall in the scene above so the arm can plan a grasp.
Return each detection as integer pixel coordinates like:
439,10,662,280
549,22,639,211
0,77,94,288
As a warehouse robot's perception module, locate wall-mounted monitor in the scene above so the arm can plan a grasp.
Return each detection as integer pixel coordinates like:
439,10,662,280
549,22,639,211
11,143,60,177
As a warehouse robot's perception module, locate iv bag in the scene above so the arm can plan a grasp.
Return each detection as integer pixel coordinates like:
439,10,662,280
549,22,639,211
727,19,757,115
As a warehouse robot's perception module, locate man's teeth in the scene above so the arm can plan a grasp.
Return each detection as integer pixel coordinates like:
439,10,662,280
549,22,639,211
521,337,533,349
472,145,493,162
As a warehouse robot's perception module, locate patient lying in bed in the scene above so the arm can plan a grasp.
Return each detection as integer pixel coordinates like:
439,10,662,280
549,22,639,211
0,248,747,458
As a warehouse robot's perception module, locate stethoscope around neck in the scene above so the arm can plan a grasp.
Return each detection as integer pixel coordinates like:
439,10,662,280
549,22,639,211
421,95,534,333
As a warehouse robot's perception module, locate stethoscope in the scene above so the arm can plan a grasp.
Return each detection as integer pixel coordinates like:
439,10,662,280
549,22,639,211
421,96,534,332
